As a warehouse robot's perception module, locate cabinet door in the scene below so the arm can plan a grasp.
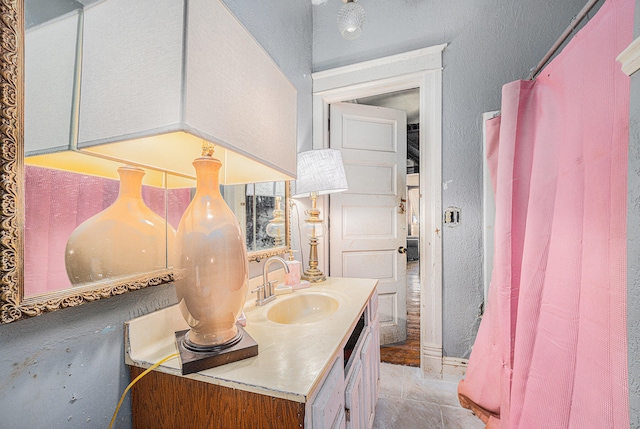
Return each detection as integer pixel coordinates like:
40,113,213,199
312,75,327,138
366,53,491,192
360,329,375,428
363,317,382,428
311,356,346,429
345,360,364,429
371,316,381,398
368,292,381,399
331,408,346,429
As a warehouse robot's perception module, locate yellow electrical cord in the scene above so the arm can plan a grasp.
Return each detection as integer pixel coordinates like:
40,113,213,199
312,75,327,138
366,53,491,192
108,352,179,429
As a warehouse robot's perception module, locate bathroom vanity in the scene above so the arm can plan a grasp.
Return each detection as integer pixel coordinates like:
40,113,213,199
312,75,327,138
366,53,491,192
125,277,379,428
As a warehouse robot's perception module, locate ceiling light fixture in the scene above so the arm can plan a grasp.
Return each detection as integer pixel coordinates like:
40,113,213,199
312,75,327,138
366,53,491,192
337,0,365,40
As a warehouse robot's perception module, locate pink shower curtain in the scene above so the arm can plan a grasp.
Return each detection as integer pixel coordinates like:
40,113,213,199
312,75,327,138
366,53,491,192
458,0,633,428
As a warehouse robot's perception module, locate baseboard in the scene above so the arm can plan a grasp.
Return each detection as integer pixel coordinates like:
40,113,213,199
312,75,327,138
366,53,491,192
442,356,468,380
422,343,443,377
421,344,469,379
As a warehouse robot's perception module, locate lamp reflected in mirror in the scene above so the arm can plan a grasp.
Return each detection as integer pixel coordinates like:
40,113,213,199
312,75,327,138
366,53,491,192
266,196,286,247
64,166,176,285
244,182,287,254
24,165,191,296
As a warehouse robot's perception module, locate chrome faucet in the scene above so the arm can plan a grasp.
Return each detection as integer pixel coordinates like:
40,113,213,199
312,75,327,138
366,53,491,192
253,256,290,306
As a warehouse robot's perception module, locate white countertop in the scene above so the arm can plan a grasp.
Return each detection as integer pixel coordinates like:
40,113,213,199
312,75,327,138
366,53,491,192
125,277,378,402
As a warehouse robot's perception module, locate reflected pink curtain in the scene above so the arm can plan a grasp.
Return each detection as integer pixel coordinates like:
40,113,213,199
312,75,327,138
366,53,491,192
458,0,632,428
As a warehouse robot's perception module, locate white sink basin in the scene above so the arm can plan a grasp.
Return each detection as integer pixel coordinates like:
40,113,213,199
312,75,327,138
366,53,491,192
267,293,339,324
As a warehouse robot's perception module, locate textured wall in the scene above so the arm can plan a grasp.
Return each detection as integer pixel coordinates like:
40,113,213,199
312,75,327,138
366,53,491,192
0,1,312,427
0,285,176,428
313,0,587,358
628,3,640,425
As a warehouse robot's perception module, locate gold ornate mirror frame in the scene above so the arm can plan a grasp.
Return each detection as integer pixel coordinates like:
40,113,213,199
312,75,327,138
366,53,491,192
0,0,290,323
0,0,174,321
1,0,26,323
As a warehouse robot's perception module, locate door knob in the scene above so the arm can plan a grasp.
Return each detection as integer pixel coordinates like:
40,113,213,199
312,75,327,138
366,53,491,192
398,246,407,254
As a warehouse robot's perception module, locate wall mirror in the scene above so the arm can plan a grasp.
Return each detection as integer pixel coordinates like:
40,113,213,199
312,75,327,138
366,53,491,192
0,0,290,323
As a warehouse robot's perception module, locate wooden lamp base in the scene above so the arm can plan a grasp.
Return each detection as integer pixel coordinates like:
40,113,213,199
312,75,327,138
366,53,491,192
175,325,258,375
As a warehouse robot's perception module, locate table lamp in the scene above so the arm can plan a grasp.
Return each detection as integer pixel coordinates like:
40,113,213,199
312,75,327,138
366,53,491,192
292,149,348,282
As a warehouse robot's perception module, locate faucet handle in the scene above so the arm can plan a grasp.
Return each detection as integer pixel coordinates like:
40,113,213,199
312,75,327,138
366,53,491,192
251,284,265,302
269,280,282,297
252,283,276,306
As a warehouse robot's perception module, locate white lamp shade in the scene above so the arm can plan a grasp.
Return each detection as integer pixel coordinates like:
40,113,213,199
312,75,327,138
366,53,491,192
24,0,297,187
25,10,79,159
24,9,193,189
292,149,348,198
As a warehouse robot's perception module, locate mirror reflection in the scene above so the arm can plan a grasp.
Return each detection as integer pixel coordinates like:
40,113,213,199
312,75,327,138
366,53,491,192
24,167,288,297
24,166,187,296
243,182,287,252
0,0,295,323
22,0,290,302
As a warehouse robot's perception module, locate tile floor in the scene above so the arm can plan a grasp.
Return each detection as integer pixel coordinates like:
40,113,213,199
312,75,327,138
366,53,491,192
373,363,485,429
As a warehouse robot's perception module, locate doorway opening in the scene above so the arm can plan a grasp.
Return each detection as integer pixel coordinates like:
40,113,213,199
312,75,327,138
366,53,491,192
311,44,444,375
346,89,421,366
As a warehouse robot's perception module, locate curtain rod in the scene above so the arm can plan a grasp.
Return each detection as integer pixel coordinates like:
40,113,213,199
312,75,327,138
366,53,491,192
528,0,600,80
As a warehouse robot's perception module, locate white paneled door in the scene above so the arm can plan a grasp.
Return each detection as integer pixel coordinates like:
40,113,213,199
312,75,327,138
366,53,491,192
329,102,408,345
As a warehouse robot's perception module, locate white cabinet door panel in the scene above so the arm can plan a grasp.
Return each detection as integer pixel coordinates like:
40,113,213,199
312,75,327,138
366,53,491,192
345,360,364,429
331,408,346,429
311,356,346,429
359,332,375,429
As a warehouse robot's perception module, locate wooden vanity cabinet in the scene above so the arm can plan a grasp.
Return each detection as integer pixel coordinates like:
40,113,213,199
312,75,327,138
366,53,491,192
129,366,306,428
129,289,379,429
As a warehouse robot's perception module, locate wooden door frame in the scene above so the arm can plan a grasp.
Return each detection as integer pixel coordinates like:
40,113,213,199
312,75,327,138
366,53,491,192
311,44,445,376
